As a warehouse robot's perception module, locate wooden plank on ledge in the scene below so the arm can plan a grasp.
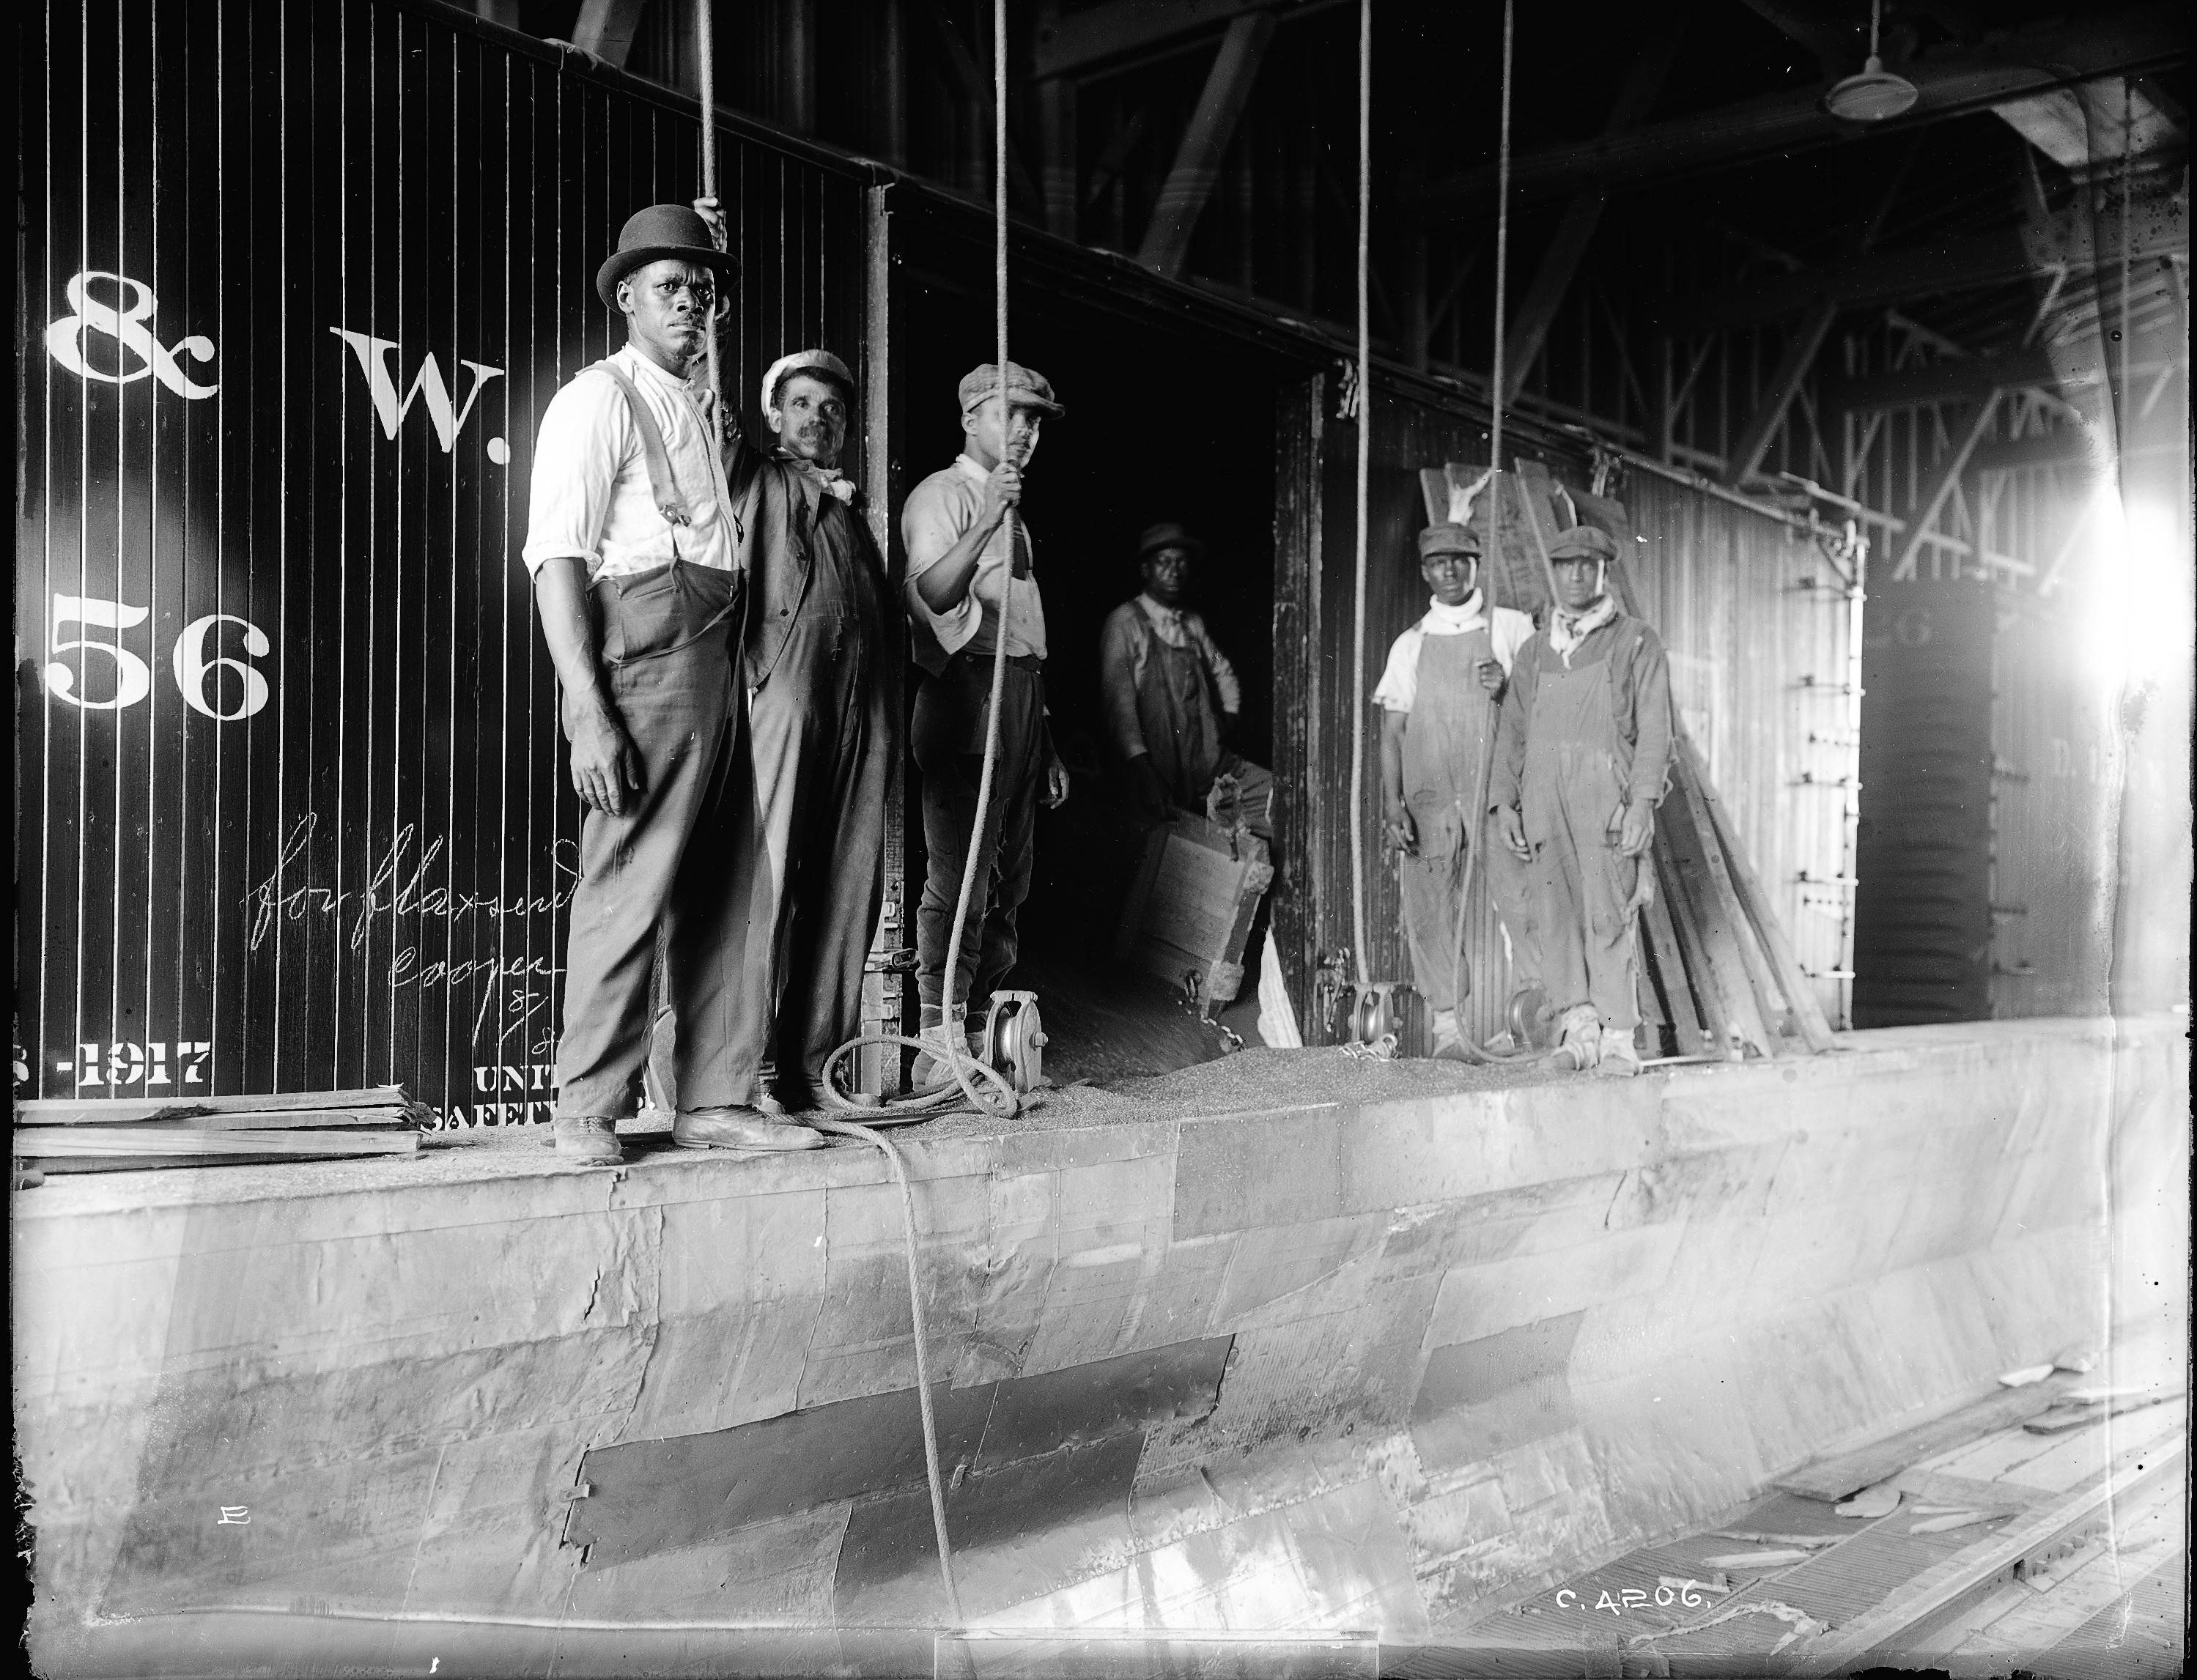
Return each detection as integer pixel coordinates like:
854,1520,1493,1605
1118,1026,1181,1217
18,1088,419,1126
14,1128,421,1158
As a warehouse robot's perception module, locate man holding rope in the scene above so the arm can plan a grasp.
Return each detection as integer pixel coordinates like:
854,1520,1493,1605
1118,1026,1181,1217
1375,522,1539,1059
901,363,1071,1078
521,203,823,1161
1491,525,1674,1078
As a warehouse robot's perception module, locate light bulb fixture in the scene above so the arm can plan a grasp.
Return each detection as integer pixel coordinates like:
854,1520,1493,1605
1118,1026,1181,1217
1824,0,1919,121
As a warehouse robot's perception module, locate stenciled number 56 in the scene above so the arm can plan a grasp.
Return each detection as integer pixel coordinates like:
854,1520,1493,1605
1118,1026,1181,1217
44,595,272,719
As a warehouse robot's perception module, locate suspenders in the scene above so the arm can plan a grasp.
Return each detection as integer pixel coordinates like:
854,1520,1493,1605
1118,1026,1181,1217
592,359,695,539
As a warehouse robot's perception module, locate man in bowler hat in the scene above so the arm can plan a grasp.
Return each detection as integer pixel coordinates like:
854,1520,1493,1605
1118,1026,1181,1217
520,203,822,1161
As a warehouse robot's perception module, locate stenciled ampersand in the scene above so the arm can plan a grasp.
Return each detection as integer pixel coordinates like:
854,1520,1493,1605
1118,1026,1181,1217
45,270,218,399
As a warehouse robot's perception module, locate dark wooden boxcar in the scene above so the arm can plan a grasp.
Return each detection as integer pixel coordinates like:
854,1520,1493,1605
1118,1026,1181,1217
16,0,868,1119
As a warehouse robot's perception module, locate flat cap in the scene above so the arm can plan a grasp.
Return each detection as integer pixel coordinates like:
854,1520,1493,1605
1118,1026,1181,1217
1548,525,1618,562
1138,521,1205,560
1418,523,1482,559
761,349,855,415
959,360,1065,417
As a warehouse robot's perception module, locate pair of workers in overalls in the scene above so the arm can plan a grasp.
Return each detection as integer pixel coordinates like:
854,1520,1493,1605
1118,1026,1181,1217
1378,520,1674,1076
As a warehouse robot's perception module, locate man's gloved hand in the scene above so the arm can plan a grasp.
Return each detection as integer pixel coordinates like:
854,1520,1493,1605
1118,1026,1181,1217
1384,797,1418,856
570,700,643,815
1498,805,1532,860
1129,755,1172,821
1608,798,1655,858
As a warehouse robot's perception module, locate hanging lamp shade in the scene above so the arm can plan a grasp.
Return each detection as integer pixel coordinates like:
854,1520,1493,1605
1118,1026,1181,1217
1825,1,1918,122
1825,53,1919,120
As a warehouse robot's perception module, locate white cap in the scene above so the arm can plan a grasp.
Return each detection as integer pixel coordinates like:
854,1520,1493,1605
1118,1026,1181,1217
760,349,854,415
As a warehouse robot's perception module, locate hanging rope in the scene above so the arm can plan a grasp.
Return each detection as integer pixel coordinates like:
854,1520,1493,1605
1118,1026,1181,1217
1488,0,1513,492
697,0,720,411
1348,0,1373,989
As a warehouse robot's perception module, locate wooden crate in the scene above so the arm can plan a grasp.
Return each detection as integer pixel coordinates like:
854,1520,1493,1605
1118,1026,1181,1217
1114,815,1274,1018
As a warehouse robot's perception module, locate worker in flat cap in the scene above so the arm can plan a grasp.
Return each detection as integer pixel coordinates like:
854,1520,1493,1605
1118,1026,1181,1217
1490,522,1674,1077
1374,522,1540,1059
900,360,1071,1076
520,201,819,1161
1099,522,1274,839
705,343,894,1112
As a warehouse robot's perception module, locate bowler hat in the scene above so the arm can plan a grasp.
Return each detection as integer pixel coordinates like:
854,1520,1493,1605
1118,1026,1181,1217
1137,522,1205,561
597,204,740,311
1548,525,1617,562
959,360,1065,418
1419,523,1482,560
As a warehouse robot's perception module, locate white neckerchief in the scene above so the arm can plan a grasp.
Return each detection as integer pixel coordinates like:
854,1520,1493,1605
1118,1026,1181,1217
1422,589,1488,635
1548,591,1617,667
779,449,857,503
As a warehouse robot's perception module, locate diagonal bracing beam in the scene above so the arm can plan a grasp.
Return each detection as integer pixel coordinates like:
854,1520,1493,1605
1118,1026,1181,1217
1894,393,2001,578
1136,11,1279,278
1724,141,1919,485
1498,23,1685,406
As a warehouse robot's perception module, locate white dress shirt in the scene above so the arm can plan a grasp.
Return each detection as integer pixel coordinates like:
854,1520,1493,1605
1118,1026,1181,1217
520,345,739,579
901,454,1048,661
1373,591,1535,713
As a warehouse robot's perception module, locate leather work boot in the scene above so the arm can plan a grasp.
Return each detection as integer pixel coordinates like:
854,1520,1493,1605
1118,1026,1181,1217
553,1115,625,1164
1547,1004,1602,1072
1594,1024,1643,1078
671,1109,826,1152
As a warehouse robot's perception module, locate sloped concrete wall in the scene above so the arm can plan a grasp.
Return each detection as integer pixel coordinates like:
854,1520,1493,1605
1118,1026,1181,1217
16,1016,2182,1665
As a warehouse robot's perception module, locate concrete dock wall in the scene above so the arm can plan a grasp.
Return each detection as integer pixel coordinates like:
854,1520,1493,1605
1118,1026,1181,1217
16,1016,2184,1665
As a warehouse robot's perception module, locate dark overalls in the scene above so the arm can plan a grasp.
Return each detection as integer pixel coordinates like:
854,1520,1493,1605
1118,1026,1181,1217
552,362,746,1122
1395,629,1541,1014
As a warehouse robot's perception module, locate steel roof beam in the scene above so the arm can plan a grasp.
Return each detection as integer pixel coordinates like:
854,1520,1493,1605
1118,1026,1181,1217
1033,0,1345,83
1411,4,2187,221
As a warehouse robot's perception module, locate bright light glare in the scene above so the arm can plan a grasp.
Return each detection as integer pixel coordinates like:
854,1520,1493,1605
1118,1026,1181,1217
2075,484,2193,700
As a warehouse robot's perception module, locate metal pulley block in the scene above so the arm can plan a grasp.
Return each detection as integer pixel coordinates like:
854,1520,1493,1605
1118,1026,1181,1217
981,990,1047,1092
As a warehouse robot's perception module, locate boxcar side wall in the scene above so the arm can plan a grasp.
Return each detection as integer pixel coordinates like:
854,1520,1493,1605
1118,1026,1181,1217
16,0,868,1118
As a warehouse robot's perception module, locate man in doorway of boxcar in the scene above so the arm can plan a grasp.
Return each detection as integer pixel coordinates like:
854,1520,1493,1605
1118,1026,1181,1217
1375,522,1540,1060
712,347,893,1112
520,202,822,1161
901,362,1072,1078
1098,522,1275,841
1491,525,1674,1078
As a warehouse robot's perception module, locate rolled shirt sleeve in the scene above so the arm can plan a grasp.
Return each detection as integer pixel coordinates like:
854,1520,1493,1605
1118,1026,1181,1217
1098,604,1148,759
1372,627,1422,714
901,470,983,657
519,373,632,576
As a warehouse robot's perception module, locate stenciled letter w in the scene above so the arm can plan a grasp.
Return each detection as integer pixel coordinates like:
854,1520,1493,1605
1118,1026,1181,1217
331,328,503,452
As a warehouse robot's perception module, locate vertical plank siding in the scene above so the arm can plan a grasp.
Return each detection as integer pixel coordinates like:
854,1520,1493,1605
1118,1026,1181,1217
16,0,868,1118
